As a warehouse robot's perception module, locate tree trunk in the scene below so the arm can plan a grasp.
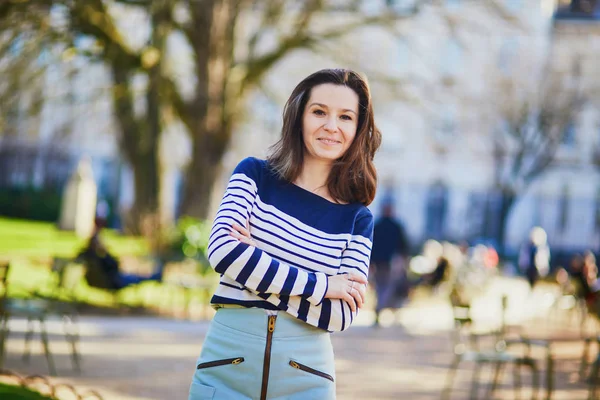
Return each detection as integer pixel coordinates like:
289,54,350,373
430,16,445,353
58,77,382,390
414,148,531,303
130,150,160,223
497,191,516,259
110,63,160,232
178,0,239,220
179,140,222,219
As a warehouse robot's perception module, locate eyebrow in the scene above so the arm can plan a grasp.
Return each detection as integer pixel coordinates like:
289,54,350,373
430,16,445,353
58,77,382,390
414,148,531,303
308,102,357,116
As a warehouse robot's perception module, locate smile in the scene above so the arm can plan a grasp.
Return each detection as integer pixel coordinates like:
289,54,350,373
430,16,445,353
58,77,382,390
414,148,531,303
317,138,341,145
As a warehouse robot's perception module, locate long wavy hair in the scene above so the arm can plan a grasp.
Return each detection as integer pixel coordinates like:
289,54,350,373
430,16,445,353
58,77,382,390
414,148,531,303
267,68,382,206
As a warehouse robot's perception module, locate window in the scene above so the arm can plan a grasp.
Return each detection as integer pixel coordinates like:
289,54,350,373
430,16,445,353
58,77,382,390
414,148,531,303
562,121,576,147
434,104,458,145
386,0,416,12
595,187,600,233
498,37,519,75
466,191,487,238
505,0,524,13
441,39,462,78
571,0,599,13
557,185,570,233
445,0,461,10
396,40,411,75
425,183,448,240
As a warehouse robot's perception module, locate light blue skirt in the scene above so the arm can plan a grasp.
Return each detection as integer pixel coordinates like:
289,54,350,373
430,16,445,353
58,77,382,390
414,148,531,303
188,308,336,400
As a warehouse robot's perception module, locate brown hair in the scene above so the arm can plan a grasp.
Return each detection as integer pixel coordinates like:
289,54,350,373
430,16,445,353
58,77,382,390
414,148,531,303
267,68,381,205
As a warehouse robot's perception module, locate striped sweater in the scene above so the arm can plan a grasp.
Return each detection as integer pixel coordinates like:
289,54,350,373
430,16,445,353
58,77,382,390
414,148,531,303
207,157,374,332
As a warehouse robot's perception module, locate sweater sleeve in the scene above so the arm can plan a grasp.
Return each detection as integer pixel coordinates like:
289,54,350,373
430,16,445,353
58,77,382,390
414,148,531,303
325,208,374,331
207,158,328,306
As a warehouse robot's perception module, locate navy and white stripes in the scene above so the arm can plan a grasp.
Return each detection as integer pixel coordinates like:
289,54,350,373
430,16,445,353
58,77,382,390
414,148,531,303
207,157,373,332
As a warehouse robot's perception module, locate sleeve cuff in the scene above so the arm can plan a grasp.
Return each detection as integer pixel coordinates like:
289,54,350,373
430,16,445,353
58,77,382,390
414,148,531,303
309,272,328,306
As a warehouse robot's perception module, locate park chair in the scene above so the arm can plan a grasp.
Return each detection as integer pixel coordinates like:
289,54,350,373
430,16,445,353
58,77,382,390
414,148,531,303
442,292,541,400
0,261,81,376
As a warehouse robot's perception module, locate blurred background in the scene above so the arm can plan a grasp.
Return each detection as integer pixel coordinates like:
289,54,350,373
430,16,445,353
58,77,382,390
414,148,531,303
1,0,600,399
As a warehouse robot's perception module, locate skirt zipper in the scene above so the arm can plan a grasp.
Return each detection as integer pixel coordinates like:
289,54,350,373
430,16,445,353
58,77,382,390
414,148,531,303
289,360,334,382
196,357,244,369
260,315,277,400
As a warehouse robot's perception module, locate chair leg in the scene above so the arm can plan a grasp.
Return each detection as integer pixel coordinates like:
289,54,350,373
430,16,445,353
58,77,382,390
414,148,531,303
581,337,592,380
523,358,539,400
63,314,81,372
470,361,482,400
442,355,462,400
545,354,554,400
39,318,56,376
0,314,9,369
513,362,522,400
22,316,34,364
488,361,505,396
588,355,600,400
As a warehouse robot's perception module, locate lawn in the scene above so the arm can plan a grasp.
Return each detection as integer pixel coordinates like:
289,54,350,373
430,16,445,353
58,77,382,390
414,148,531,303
0,218,216,315
0,383,53,400
0,217,147,259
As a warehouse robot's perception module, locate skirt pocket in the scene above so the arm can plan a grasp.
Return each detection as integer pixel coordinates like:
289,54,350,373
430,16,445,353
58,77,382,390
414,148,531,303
289,359,334,382
189,382,216,400
197,357,245,370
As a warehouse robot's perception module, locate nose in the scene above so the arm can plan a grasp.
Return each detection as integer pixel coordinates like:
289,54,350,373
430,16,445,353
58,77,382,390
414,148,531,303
323,117,338,132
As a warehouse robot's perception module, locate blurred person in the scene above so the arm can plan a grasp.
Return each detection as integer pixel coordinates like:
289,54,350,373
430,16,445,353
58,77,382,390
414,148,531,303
429,255,450,289
518,227,550,289
76,219,164,289
188,69,381,400
370,202,410,327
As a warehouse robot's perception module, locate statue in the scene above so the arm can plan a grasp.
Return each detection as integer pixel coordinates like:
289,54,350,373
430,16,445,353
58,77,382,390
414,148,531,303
58,156,97,238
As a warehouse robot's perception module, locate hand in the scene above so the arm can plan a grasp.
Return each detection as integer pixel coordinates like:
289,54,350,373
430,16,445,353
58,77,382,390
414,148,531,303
230,222,258,247
325,273,368,313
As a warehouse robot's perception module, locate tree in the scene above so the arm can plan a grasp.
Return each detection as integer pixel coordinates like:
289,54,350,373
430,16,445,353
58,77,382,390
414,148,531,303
1,0,518,229
491,75,584,254
0,3,52,138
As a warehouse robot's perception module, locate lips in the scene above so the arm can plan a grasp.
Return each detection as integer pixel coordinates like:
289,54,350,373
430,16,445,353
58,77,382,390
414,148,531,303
317,138,341,145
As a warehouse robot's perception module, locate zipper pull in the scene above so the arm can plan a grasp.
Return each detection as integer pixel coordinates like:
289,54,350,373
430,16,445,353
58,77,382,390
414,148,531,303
268,315,276,332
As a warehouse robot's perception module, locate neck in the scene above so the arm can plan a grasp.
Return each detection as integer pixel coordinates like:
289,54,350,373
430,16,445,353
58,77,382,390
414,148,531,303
294,157,332,193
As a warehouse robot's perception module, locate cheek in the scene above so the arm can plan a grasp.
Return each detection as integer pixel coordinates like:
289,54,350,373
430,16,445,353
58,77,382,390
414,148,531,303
344,130,357,148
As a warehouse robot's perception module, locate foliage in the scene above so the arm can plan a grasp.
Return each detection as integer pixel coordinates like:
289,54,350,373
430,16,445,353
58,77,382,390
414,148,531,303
155,217,212,275
0,187,62,222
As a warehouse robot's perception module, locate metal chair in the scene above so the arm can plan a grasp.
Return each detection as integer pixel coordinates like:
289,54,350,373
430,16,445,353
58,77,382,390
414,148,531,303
0,261,82,375
442,293,540,400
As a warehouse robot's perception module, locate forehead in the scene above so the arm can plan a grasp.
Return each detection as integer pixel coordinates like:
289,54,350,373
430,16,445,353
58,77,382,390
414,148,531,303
307,83,359,113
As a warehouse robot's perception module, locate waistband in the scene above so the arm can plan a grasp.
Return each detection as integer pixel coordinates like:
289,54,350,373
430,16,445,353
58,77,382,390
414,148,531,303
213,307,327,339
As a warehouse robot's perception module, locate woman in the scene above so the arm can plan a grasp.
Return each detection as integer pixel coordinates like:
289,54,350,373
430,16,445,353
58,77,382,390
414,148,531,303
188,68,381,400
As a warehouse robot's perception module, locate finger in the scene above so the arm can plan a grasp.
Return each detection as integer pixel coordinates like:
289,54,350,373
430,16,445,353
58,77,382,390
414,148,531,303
351,287,363,308
344,292,357,313
230,231,253,245
231,223,248,236
348,274,368,285
234,223,251,237
355,284,366,305
229,230,243,239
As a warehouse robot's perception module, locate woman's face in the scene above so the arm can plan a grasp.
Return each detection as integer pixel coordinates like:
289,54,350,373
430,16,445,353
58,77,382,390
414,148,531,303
301,83,359,164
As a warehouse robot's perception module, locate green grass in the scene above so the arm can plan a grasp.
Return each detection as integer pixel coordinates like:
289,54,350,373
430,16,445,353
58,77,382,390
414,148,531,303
0,217,147,259
0,383,53,400
0,218,217,314
0,217,151,306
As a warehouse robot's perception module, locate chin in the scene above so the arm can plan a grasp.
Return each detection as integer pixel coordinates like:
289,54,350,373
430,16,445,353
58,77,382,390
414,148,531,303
316,152,342,162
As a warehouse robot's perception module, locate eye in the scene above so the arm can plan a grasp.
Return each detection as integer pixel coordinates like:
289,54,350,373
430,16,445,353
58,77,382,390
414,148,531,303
340,115,353,121
313,109,326,116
